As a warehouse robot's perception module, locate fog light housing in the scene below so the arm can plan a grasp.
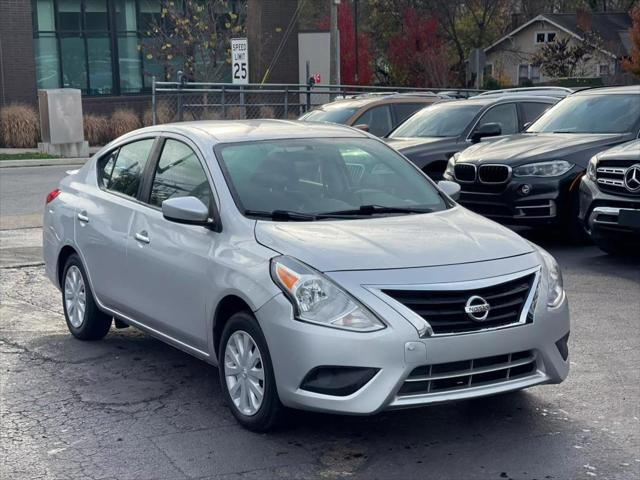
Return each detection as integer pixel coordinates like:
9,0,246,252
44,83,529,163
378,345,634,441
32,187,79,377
300,366,379,396
555,332,570,361
519,184,532,196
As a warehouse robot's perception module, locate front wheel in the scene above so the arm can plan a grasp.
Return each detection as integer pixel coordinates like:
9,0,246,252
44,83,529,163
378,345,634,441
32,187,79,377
62,254,112,340
219,311,283,432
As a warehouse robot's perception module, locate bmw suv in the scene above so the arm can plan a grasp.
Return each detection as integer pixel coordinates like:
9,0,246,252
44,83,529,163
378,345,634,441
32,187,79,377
444,86,640,239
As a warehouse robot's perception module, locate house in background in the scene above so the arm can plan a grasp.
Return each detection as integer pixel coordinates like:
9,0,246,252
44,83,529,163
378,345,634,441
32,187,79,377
483,12,632,86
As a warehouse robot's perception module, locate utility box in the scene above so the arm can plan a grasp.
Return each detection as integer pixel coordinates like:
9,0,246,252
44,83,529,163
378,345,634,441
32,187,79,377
38,89,89,157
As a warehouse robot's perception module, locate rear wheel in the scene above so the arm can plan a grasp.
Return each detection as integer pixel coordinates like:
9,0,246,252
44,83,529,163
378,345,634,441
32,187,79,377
62,254,112,340
219,311,283,432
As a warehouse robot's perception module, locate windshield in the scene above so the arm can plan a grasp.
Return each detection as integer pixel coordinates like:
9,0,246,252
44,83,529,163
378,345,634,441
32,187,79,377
300,107,359,124
389,103,482,138
216,138,447,219
527,94,640,134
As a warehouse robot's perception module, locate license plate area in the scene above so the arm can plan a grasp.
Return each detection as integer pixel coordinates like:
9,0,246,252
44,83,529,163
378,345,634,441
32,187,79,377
618,209,640,230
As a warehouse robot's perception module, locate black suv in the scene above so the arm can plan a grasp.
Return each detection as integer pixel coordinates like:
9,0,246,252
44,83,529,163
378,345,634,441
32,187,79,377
444,86,640,239
579,140,640,255
386,95,559,180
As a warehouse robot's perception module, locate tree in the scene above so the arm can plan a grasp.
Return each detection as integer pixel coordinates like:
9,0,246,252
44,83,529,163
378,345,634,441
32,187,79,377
622,6,640,76
318,2,374,85
532,30,603,78
140,0,246,82
386,8,450,87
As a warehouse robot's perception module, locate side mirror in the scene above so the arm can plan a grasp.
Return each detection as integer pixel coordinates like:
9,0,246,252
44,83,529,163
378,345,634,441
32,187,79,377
437,180,461,202
162,196,211,226
471,122,502,143
354,124,370,132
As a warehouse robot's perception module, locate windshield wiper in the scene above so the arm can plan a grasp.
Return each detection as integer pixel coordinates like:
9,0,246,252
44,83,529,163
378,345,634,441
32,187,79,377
317,205,434,217
244,209,317,221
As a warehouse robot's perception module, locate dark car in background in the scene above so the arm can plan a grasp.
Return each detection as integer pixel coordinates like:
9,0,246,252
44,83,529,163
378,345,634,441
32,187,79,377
298,93,444,137
579,139,640,255
386,95,559,180
444,86,640,240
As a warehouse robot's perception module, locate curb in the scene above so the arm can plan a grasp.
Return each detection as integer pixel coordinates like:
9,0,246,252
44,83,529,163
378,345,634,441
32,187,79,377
0,158,89,168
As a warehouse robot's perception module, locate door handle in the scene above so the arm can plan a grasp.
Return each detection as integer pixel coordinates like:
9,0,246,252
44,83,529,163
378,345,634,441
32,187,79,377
135,231,150,244
77,211,89,223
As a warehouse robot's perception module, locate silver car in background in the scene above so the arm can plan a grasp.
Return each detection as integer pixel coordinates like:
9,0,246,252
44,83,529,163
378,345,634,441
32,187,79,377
43,120,570,431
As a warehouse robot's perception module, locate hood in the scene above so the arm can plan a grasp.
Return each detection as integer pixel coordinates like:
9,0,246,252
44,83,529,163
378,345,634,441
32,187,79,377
458,133,627,166
386,137,456,153
598,139,640,161
254,207,534,272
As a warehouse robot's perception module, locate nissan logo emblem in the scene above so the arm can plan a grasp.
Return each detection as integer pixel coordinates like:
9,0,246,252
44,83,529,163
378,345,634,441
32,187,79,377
464,295,491,322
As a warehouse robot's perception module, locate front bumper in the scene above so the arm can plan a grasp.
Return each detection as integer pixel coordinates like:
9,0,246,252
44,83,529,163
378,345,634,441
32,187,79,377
256,258,570,415
444,169,578,227
579,176,640,238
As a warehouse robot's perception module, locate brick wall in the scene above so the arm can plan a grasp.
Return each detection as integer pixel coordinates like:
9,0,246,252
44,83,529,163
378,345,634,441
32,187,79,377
0,0,37,106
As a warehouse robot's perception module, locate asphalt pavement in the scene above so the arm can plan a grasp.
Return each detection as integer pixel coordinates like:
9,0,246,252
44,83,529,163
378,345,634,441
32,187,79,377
1,165,639,480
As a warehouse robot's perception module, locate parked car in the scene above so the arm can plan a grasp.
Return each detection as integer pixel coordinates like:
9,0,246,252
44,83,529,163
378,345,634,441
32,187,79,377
579,139,640,255
44,120,569,432
386,95,559,180
298,93,444,137
444,86,640,240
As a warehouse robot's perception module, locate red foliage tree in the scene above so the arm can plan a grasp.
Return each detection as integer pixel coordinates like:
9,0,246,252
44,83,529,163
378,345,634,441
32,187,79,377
622,6,640,76
387,8,450,87
318,3,373,85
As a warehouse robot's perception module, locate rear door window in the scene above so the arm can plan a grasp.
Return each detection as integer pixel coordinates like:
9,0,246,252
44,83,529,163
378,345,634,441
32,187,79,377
393,103,427,124
99,138,155,199
354,105,393,137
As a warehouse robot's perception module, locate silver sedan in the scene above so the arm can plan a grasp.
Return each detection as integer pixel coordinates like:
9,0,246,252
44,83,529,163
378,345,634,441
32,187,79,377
43,120,570,431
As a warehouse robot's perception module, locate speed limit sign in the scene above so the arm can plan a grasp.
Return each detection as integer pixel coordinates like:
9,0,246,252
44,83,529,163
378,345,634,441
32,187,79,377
231,38,249,85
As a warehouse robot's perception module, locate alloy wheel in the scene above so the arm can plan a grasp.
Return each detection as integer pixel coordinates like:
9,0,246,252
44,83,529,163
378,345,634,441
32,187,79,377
224,330,265,416
64,265,86,328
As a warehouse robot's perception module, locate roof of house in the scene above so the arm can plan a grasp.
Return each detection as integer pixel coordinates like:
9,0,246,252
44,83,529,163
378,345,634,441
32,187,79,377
485,12,632,58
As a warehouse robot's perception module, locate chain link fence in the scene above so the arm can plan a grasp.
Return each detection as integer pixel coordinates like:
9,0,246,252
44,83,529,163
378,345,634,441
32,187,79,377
151,80,484,124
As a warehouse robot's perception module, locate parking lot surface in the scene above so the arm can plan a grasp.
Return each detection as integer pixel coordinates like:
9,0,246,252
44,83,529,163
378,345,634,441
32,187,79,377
1,226,638,479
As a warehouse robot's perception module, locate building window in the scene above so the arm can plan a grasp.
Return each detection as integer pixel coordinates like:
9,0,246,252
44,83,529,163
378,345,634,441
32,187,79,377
598,64,610,76
535,31,557,44
518,64,541,84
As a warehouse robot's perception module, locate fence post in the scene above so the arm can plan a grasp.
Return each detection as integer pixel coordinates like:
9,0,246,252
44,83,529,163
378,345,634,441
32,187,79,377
221,85,226,119
284,86,288,119
306,83,311,112
151,76,157,125
177,82,183,122
240,85,245,119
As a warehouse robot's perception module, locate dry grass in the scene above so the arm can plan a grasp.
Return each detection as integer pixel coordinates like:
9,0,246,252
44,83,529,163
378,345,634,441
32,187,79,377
259,106,276,118
142,102,173,126
225,106,244,120
0,104,39,148
83,114,110,146
110,109,141,138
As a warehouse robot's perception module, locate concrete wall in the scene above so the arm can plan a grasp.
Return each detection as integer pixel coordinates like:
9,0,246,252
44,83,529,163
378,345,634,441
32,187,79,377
0,0,38,106
485,19,616,86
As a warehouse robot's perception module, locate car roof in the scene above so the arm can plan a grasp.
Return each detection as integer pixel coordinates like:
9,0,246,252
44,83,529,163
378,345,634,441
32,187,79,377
477,87,572,98
574,85,640,95
432,95,559,107
135,119,370,144
314,93,442,110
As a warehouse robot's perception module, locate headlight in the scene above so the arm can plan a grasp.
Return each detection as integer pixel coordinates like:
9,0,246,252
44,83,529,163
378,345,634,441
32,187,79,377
444,153,459,178
513,160,573,177
270,256,385,332
538,247,565,308
586,155,598,181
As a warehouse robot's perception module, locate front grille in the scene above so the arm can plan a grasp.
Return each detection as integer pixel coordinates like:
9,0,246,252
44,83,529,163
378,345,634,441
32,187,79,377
382,273,537,335
454,163,476,182
478,164,510,183
596,159,639,197
397,350,537,396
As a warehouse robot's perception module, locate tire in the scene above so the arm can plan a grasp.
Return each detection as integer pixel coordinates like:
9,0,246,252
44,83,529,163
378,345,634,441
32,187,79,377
564,192,591,245
218,311,284,432
62,254,112,340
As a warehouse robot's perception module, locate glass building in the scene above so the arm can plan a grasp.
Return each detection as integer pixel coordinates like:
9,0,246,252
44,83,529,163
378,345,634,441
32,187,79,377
31,0,241,96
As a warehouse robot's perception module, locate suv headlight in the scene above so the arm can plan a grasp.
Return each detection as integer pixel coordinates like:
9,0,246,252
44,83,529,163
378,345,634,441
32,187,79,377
513,160,573,177
444,153,459,178
270,256,385,332
586,155,598,181
537,247,565,308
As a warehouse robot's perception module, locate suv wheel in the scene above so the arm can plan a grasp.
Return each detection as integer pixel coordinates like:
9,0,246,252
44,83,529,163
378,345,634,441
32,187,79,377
62,254,112,340
219,311,283,432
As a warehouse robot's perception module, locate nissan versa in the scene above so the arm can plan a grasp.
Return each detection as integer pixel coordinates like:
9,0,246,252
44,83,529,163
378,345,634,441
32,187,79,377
43,120,570,431
444,86,640,239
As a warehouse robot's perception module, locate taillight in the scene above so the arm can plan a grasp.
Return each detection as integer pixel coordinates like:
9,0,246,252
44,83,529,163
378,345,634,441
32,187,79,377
46,189,61,204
